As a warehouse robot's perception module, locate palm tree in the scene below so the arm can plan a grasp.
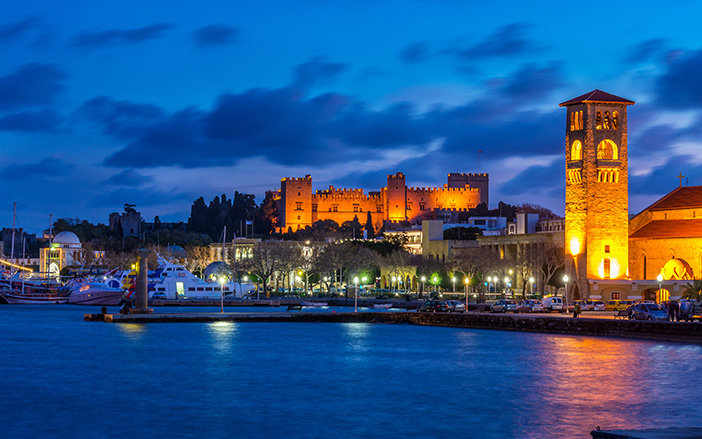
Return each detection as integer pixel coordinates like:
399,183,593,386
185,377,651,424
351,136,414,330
682,280,702,300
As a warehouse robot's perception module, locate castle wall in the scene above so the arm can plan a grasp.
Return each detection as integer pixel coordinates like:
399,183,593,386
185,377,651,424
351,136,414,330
280,175,312,231
448,173,489,206
311,186,384,230
386,172,407,222
405,185,480,224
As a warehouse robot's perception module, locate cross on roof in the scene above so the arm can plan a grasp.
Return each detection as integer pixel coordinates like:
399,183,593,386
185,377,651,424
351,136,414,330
677,173,685,187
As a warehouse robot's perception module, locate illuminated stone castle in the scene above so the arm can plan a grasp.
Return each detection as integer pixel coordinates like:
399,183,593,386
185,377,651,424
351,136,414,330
561,89,634,299
272,172,488,232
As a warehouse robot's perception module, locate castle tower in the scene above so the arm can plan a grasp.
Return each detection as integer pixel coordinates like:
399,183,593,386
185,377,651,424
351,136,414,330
280,175,313,231
386,172,407,222
447,173,489,206
560,90,634,299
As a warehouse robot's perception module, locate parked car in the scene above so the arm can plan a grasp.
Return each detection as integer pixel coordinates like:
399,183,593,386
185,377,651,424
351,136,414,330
605,300,633,311
580,300,595,311
490,299,518,313
591,300,606,311
150,291,167,300
446,300,466,313
630,303,668,321
418,300,449,313
542,296,564,312
679,299,702,322
528,299,545,313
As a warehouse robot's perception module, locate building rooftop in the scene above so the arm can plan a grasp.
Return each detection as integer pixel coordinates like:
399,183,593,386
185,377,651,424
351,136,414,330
559,89,635,107
642,185,702,211
629,219,702,239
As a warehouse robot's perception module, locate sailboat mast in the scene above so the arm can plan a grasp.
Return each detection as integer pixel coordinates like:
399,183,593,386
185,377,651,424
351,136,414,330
10,202,16,264
221,226,226,262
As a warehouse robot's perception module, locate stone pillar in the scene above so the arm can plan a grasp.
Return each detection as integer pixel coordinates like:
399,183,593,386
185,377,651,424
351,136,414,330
132,248,153,314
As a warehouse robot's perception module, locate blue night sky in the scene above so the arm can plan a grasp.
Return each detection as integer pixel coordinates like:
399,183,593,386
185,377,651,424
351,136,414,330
3,0,702,233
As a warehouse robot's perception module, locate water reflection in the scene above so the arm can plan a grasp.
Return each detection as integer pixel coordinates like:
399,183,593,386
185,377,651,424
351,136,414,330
207,321,237,353
116,323,147,340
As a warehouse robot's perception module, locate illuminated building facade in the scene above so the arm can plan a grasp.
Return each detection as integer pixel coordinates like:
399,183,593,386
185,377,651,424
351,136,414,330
561,90,634,299
272,172,488,232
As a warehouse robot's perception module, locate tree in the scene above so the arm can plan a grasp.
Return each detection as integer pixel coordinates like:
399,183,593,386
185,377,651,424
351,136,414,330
535,242,565,294
364,211,375,240
124,204,137,214
241,241,294,299
683,280,702,300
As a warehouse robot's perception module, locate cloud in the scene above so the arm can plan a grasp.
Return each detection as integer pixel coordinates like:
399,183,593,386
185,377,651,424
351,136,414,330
0,157,73,179
75,96,164,139
630,154,702,196
71,23,173,48
655,49,702,109
0,17,39,43
500,160,564,195
103,170,154,187
400,41,431,63
192,25,240,47
292,57,346,89
88,187,195,209
624,39,667,64
496,63,563,100
455,23,534,60
0,109,60,132
0,63,66,111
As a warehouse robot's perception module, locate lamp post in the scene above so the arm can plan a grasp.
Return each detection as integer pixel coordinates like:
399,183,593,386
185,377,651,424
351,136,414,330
392,276,397,295
464,277,469,308
563,274,569,313
421,276,426,297
323,276,328,294
504,276,510,298
487,276,492,296
432,276,438,294
354,276,359,312
528,276,534,297
452,276,456,294
219,276,226,313
657,274,663,303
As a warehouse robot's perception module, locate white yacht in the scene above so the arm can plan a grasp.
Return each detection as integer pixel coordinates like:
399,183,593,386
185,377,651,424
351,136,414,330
68,281,126,306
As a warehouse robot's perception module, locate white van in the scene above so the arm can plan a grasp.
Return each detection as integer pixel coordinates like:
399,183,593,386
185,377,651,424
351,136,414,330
542,296,563,312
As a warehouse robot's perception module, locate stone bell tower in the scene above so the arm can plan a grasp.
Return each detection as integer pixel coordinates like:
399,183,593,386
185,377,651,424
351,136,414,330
560,90,635,299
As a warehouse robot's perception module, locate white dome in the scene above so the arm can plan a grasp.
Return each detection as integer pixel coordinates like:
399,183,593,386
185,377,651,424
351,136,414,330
53,231,80,244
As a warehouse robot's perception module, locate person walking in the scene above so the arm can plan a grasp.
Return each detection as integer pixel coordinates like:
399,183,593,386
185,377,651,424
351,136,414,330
669,300,678,322
573,301,581,318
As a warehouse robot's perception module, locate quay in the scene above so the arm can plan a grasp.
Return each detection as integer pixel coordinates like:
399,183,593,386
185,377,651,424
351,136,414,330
85,311,702,344
591,427,702,438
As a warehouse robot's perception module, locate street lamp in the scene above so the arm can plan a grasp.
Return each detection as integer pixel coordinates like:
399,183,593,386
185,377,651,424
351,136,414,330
432,276,438,293
657,274,663,303
528,276,534,297
323,276,328,294
219,276,226,313
452,276,456,294
504,276,510,297
563,274,569,312
392,276,397,294
421,276,426,296
464,277,469,308
354,276,359,312
487,276,492,295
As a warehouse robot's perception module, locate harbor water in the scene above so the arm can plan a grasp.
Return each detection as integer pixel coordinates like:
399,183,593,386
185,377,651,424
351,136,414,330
2,305,702,438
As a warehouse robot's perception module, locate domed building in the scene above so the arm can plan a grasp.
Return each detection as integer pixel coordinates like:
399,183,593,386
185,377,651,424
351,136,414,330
40,231,85,279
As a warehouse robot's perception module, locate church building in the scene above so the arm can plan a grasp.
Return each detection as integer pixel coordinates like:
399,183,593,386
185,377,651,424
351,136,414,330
562,89,699,302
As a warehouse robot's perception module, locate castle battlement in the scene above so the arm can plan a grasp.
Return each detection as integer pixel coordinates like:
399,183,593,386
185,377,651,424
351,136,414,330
448,172,489,178
282,175,312,184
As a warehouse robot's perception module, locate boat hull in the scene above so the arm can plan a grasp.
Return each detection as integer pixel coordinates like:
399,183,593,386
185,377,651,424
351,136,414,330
68,290,124,306
0,293,68,304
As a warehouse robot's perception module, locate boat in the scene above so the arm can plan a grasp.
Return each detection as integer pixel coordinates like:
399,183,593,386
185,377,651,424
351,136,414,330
104,255,256,300
0,277,70,304
67,281,126,306
300,301,328,307
371,303,393,309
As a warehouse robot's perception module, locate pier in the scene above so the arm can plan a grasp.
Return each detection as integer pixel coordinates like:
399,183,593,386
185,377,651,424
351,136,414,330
84,311,702,344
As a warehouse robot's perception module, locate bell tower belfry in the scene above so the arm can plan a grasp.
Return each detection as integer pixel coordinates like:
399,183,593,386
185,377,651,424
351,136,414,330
560,90,635,299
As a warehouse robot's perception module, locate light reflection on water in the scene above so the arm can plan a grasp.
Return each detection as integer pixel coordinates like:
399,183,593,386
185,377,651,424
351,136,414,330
2,305,702,439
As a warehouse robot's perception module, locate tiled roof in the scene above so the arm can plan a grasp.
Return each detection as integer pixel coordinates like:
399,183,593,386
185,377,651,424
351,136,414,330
559,89,635,107
630,219,702,239
646,186,702,211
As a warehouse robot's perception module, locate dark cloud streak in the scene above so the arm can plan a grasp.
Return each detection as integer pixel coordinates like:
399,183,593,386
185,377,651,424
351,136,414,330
192,25,240,46
71,23,173,48
0,63,66,111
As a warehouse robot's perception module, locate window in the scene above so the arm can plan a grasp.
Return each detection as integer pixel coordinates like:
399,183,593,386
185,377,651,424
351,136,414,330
376,205,382,213
295,202,302,211
406,203,412,210
612,111,619,129
597,139,618,160
604,258,611,279
596,111,602,129
603,111,611,129
612,292,620,300
571,140,582,160
312,204,317,212
297,215,301,220
353,204,359,212
419,203,426,211
332,205,338,212
605,245,610,253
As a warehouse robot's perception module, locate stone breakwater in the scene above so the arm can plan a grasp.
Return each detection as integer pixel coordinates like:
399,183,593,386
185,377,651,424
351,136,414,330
84,312,702,344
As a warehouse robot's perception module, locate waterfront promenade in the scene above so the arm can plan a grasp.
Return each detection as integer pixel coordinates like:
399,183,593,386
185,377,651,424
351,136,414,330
85,310,702,344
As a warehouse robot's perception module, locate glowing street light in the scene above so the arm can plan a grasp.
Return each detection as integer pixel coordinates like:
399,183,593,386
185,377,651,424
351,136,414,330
421,276,426,296
464,277,469,308
657,273,663,302
452,276,456,294
529,276,534,296
563,274,569,312
432,276,439,293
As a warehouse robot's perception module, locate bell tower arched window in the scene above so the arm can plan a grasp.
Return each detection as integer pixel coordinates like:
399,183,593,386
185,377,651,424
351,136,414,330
571,140,582,160
597,139,618,160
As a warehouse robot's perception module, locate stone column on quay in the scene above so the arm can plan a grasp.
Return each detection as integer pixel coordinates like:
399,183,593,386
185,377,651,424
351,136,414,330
132,248,153,314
